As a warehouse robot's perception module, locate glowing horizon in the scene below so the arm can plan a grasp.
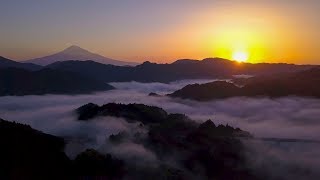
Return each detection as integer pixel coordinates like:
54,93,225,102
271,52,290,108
1,0,320,64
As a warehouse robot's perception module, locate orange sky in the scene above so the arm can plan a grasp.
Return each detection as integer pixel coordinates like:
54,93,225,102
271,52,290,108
1,1,320,64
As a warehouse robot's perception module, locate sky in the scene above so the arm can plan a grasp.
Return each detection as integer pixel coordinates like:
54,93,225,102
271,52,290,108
0,0,320,64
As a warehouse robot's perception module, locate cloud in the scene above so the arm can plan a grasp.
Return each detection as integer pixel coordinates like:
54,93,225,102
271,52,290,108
0,79,320,178
106,142,158,167
109,79,225,94
1,81,320,141
182,97,320,140
243,139,320,180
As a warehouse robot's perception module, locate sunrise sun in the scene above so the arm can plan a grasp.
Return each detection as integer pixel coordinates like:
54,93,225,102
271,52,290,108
232,51,248,63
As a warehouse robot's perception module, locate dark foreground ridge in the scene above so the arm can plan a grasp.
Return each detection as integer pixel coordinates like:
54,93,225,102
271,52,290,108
0,68,114,96
169,68,320,101
0,118,70,179
75,103,257,179
76,103,168,123
76,102,252,137
0,118,125,180
1,106,254,180
1,101,318,179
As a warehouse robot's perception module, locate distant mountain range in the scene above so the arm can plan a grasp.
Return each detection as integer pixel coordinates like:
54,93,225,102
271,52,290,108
23,45,138,66
3,51,316,83
0,68,114,96
46,58,317,83
169,68,320,100
0,56,41,71
0,54,319,96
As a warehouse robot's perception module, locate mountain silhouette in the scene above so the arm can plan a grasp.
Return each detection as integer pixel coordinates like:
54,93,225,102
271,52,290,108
74,103,255,179
23,45,138,66
46,58,316,83
0,56,41,71
169,68,320,100
0,67,114,96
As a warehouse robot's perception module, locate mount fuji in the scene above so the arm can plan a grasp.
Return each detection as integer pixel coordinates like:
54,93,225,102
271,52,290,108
23,45,138,66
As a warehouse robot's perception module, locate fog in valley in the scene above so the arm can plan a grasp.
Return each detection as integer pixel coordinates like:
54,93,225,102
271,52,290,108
1,79,320,179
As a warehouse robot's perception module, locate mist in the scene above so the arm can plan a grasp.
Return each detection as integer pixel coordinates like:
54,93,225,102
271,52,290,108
1,79,320,179
1,81,319,141
109,79,227,94
243,140,320,179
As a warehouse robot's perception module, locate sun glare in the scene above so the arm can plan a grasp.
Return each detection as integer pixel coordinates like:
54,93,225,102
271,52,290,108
232,51,248,63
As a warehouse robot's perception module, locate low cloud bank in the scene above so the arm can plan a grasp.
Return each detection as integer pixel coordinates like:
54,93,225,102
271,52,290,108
0,79,320,179
2,91,319,141
243,140,320,180
109,79,225,94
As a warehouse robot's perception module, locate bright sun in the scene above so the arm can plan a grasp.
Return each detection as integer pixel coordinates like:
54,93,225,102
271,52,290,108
232,51,248,63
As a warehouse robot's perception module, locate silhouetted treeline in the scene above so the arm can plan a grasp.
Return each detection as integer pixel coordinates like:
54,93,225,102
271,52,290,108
169,68,320,100
47,58,315,83
0,68,114,96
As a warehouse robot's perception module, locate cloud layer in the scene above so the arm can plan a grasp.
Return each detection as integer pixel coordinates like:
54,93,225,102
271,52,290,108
0,79,320,179
1,80,320,142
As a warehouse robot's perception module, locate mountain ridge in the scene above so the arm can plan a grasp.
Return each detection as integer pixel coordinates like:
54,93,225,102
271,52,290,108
0,67,114,96
23,45,138,66
0,56,41,71
169,67,320,100
46,57,317,83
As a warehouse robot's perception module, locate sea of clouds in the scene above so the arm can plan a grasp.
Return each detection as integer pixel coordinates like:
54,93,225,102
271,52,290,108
0,79,320,179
